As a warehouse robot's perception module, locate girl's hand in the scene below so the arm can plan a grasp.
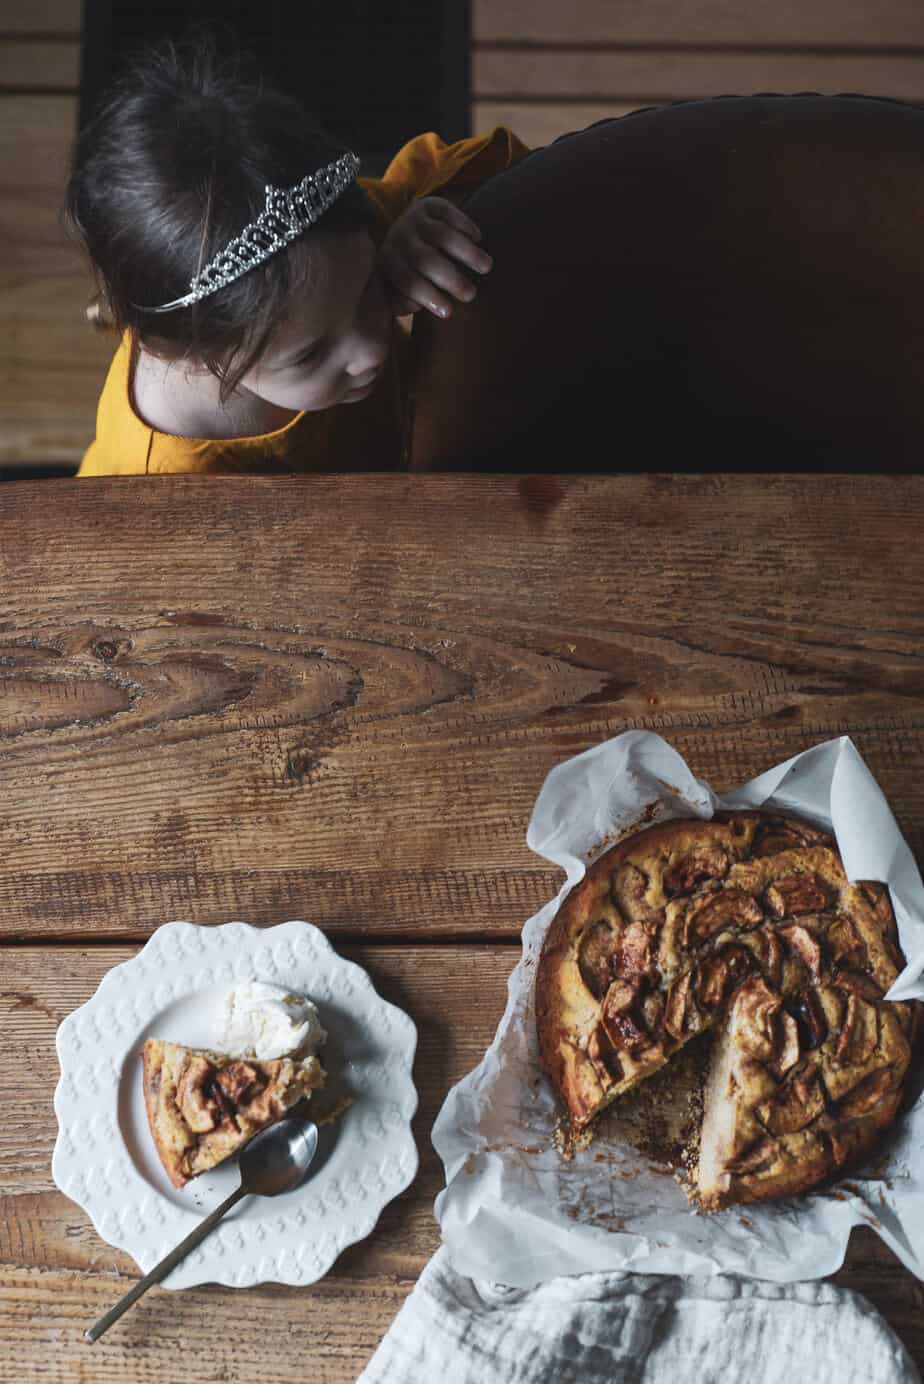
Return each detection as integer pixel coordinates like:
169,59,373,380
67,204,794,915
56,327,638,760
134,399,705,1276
377,196,493,319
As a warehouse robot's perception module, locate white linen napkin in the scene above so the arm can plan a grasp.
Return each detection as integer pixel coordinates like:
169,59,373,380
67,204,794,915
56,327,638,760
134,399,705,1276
358,1246,920,1384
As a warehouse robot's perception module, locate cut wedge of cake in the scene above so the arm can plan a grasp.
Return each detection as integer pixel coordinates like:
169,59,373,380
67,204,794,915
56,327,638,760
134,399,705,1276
697,963,910,1209
142,1038,324,1188
536,811,918,1209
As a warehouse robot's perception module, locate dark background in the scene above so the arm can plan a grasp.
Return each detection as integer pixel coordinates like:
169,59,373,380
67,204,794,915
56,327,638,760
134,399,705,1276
78,0,471,176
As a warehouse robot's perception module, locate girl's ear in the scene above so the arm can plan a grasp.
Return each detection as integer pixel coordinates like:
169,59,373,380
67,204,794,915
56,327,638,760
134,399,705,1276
85,296,116,331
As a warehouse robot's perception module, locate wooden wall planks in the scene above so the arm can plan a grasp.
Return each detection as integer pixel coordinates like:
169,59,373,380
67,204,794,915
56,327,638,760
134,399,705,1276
0,42,78,90
1,0,76,36
471,0,924,47
4,0,924,466
470,0,924,133
475,48,924,104
0,80,111,469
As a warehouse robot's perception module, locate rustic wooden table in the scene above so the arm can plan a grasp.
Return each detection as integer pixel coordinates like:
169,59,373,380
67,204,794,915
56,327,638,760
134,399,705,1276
2,473,923,1381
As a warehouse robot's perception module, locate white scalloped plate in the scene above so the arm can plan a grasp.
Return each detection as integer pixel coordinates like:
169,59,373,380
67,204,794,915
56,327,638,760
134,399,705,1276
52,920,419,1289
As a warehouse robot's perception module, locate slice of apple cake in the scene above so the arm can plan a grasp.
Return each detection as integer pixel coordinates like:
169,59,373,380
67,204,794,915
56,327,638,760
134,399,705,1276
142,1038,324,1188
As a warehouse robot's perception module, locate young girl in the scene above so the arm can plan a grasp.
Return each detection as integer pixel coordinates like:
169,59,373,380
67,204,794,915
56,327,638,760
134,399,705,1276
65,36,529,476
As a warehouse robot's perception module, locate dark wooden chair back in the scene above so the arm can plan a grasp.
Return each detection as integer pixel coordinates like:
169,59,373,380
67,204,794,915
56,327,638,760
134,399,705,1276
411,96,924,472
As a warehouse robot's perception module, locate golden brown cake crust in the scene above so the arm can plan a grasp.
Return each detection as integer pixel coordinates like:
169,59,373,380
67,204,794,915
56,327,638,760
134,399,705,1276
535,810,919,1209
142,1038,324,1188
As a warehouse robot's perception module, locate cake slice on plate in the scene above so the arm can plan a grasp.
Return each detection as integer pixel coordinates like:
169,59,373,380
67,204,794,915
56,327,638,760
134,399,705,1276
142,1038,324,1188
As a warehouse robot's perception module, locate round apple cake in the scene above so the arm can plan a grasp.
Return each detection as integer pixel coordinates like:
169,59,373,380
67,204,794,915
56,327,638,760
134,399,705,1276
535,811,919,1210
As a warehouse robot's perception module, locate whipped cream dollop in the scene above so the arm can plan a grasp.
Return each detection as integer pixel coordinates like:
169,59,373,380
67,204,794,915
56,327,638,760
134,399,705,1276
219,981,326,1061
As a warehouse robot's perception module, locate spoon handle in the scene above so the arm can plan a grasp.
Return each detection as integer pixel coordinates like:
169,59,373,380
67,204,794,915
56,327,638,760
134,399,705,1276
84,1182,248,1344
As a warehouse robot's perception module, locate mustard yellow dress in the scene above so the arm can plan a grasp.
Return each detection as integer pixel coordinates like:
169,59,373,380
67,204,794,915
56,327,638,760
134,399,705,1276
77,128,529,477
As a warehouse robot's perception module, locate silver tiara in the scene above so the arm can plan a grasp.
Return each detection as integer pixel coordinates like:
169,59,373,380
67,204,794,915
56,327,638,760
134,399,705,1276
136,151,361,313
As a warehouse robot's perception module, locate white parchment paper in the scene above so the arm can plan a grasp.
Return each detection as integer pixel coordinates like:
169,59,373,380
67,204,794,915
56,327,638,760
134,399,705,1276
432,732,924,1287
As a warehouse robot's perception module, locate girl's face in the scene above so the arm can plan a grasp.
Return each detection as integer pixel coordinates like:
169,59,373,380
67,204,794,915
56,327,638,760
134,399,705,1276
240,228,396,413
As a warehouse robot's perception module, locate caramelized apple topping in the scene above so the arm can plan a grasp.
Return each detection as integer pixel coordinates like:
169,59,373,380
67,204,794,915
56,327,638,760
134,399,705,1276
836,1066,894,1118
736,927,783,988
693,943,753,1010
833,993,880,1068
617,919,653,982
751,817,828,857
766,874,837,918
758,1064,827,1135
772,1011,801,1078
587,1024,624,1082
663,846,729,897
730,976,778,1060
208,1077,236,1126
752,834,801,859
814,983,846,1037
176,1055,219,1134
603,978,637,1014
640,989,665,1034
695,954,732,1010
718,942,757,990
858,881,891,917
685,888,763,945
601,1011,650,1054
612,863,665,928
615,863,648,900
833,968,883,1001
732,976,801,1075
779,924,823,979
662,970,695,1040
601,979,649,1053
792,988,828,1050
826,915,870,970
578,920,618,999
215,1060,267,1106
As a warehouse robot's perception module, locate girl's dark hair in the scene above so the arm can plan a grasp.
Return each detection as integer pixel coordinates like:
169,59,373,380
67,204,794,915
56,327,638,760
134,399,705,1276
64,30,376,401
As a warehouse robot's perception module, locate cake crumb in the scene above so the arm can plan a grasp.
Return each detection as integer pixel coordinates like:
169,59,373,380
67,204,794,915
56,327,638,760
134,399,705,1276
553,1116,595,1161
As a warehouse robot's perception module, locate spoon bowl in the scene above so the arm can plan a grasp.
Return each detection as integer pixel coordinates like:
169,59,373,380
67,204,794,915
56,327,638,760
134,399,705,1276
239,1116,320,1197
